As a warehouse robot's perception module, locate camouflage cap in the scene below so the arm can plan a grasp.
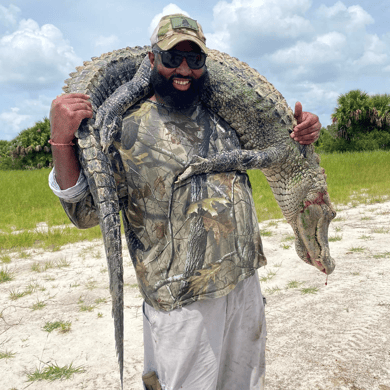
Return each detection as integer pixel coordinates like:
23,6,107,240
150,14,207,54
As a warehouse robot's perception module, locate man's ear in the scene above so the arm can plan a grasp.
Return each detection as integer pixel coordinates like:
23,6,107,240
148,52,155,69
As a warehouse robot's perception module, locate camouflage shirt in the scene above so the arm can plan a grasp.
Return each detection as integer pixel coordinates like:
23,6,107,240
60,100,266,311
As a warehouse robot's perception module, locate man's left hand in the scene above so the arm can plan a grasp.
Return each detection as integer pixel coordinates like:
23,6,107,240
291,102,321,145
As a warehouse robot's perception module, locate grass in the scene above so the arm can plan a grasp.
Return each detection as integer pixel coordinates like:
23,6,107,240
373,251,390,259
286,280,304,289
265,286,281,295
348,246,365,253
77,296,95,311
0,168,82,232
259,270,277,283
0,350,16,360
9,281,43,300
26,361,85,382
0,267,14,283
10,288,32,300
371,227,389,234
300,286,319,294
281,243,291,250
248,150,390,221
329,234,343,242
43,321,71,333
0,225,102,251
95,297,108,304
56,258,70,268
85,279,98,290
0,150,389,248
31,258,71,273
79,304,95,312
31,300,47,310
0,254,11,263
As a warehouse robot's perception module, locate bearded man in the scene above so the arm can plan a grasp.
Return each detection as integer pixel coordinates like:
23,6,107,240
49,14,321,390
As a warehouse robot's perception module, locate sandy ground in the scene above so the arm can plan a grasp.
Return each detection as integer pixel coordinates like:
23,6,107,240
1,201,390,390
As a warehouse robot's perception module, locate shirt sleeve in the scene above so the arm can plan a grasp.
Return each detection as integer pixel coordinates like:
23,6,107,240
48,167,100,229
48,167,89,203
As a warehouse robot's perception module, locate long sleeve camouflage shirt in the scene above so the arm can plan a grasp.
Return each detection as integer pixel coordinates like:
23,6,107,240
60,99,267,311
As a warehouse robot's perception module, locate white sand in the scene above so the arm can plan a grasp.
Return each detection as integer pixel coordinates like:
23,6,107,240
1,201,390,390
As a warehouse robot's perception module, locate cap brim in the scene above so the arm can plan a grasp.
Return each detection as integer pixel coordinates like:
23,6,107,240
157,35,208,54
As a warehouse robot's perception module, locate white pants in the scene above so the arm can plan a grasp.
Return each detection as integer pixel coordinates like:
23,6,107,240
142,271,266,390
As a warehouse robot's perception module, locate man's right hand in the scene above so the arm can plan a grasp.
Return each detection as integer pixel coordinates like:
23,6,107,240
50,93,93,142
50,93,93,190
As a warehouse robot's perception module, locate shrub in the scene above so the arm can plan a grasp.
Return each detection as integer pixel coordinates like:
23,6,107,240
332,90,390,140
317,90,390,153
0,118,53,170
315,125,390,153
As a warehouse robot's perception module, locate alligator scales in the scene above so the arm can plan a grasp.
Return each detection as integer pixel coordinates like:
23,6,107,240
62,45,336,388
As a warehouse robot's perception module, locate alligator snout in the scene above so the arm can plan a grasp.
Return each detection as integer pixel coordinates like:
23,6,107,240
296,192,336,275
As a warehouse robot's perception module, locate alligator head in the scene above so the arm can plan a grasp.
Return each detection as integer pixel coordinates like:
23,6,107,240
294,191,336,275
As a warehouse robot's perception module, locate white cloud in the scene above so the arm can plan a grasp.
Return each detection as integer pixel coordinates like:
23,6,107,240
0,107,32,140
208,0,314,55
204,30,230,52
282,81,340,126
95,34,119,48
267,32,347,65
148,4,190,37
0,4,20,27
0,18,81,89
315,2,374,34
0,95,52,141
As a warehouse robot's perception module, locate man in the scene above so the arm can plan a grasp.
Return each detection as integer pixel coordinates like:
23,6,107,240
49,14,321,390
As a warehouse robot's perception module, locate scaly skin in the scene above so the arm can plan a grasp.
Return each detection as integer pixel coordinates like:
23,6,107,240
62,45,336,388
62,46,150,390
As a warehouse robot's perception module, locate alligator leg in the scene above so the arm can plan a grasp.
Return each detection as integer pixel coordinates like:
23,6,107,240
176,147,288,183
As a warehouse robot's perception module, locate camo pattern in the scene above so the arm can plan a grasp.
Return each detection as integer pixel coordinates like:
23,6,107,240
150,13,207,53
61,100,266,311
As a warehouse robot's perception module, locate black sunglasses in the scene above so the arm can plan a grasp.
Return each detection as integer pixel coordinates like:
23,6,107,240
153,49,207,70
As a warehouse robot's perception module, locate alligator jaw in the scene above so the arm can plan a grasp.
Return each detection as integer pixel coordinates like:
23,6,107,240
296,192,336,275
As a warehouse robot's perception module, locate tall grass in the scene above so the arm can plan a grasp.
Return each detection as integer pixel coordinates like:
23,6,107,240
0,168,71,232
0,151,389,250
0,168,101,250
248,150,389,221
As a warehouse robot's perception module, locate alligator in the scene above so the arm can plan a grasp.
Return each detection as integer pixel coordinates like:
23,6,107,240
62,45,336,388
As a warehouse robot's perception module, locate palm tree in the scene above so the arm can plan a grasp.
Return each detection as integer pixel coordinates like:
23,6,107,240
332,90,390,140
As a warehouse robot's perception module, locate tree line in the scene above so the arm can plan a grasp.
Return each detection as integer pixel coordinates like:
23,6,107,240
315,90,390,153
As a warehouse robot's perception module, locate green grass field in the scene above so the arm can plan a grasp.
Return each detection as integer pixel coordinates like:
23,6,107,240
0,150,389,250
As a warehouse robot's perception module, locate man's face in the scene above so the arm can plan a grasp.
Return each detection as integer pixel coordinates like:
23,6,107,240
149,40,207,109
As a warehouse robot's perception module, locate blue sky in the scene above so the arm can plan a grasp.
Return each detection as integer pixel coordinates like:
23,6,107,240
1,0,389,141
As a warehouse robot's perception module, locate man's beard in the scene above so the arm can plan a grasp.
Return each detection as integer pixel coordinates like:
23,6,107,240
150,67,207,110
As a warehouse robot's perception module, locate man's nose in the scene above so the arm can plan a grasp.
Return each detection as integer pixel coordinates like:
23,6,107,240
176,57,191,76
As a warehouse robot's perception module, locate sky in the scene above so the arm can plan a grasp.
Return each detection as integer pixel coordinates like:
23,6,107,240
1,0,390,141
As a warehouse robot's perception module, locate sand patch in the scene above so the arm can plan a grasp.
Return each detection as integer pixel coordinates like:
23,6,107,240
1,202,390,389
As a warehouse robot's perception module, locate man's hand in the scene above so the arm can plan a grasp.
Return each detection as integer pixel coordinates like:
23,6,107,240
291,102,321,145
50,93,93,190
50,93,93,143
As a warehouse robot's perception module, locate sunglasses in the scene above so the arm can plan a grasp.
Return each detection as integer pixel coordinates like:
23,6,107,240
153,49,207,70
